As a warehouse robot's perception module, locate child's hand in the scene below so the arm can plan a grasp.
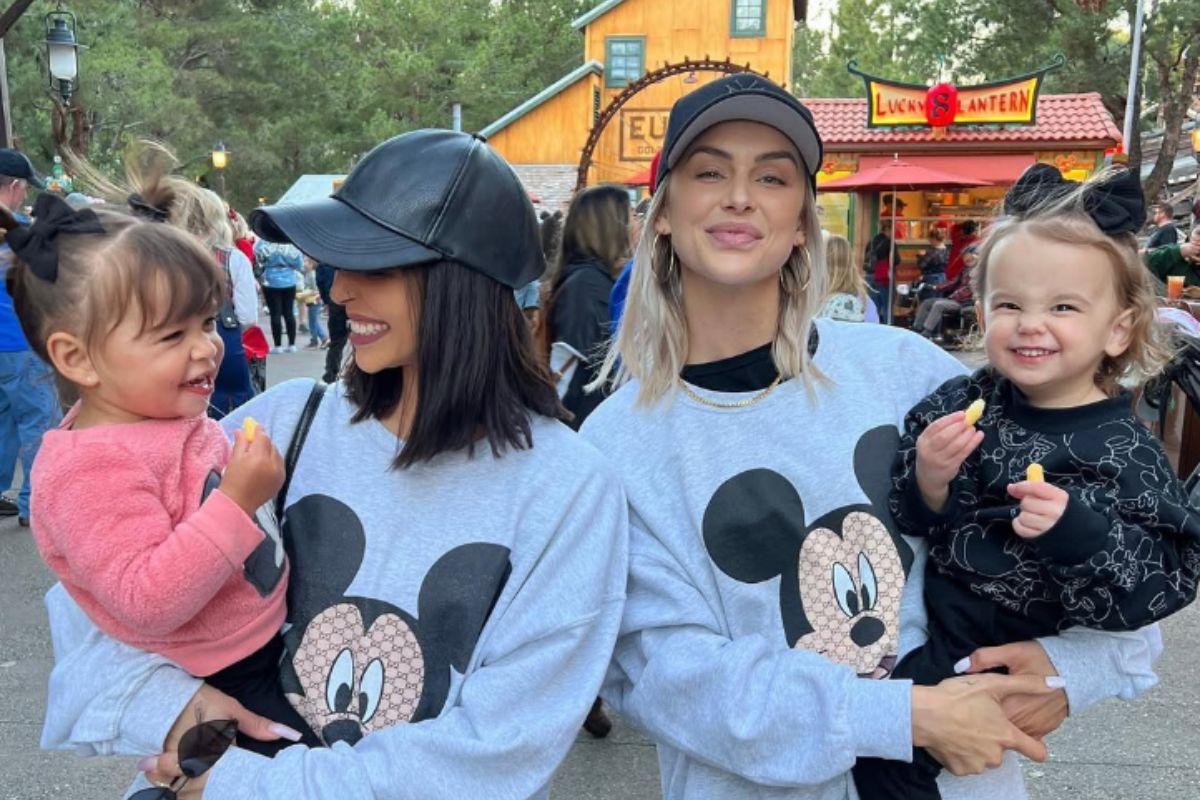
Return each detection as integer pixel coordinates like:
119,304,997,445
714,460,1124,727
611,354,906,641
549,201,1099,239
220,428,285,518
915,411,985,512
1007,480,1069,539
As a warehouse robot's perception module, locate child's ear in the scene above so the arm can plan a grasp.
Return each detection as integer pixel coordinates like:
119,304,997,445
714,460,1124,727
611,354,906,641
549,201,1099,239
1105,308,1135,358
45,332,98,388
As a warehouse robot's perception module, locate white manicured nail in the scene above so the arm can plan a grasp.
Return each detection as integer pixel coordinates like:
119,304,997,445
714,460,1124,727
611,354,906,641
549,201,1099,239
1046,676,1067,689
270,723,303,742
953,657,971,674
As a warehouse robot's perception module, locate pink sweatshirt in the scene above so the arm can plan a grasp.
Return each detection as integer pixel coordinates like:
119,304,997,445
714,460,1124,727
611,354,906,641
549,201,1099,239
31,408,288,676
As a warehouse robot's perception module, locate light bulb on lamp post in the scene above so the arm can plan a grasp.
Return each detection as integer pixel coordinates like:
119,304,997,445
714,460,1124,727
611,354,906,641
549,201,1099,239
43,9,85,106
211,142,228,198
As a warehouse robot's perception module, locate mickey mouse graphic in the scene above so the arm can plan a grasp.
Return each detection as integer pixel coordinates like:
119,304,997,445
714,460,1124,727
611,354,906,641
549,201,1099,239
277,494,512,745
704,426,913,677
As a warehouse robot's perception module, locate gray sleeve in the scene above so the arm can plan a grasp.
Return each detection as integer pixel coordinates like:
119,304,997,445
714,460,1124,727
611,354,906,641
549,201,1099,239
40,583,198,756
1037,624,1162,713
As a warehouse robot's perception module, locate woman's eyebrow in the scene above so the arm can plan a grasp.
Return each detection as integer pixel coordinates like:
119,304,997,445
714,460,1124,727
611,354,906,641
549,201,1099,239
756,151,800,168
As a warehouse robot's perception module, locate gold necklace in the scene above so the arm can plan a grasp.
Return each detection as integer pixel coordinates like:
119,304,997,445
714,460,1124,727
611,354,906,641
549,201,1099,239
678,375,783,410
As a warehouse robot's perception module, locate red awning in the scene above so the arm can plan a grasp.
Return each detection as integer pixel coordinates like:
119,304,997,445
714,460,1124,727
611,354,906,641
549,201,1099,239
623,166,654,187
859,153,1035,185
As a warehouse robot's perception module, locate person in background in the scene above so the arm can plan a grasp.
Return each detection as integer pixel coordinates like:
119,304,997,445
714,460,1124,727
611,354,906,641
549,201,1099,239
548,184,630,432
865,224,899,319
229,208,257,267
1145,224,1200,288
254,239,304,353
299,257,328,349
912,245,979,342
315,261,346,383
0,148,59,526
881,193,907,239
917,227,949,287
819,234,876,323
1143,203,1179,252
944,220,980,284
515,279,542,339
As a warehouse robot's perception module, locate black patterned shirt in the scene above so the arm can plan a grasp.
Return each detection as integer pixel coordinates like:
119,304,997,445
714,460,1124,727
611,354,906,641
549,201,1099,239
893,368,1200,633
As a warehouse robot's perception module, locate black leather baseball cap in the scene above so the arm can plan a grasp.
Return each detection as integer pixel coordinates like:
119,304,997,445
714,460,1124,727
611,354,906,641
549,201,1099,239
250,129,543,289
0,149,45,189
656,74,823,194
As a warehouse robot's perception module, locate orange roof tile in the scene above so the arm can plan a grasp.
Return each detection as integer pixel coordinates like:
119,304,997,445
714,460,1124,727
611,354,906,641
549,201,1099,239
801,93,1121,150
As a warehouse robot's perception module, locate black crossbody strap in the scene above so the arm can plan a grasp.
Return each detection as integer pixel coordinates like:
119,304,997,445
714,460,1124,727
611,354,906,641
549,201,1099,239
275,381,328,521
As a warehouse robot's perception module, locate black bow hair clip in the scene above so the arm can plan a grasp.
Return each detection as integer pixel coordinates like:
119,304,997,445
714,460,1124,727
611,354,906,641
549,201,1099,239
1003,163,1146,236
128,193,169,223
4,192,106,283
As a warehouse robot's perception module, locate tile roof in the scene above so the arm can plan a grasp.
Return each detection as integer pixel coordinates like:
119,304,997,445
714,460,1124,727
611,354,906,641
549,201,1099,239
802,93,1121,150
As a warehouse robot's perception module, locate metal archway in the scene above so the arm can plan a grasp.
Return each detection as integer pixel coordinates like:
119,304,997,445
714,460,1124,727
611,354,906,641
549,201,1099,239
575,57,772,192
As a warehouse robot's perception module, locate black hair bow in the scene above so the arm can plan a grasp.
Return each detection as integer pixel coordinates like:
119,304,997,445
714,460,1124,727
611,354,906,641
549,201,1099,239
128,193,169,223
1003,163,1146,236
5,192,106,282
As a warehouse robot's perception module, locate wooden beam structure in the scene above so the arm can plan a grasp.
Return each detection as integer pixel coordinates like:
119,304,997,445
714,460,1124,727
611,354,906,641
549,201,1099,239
0,0,36,148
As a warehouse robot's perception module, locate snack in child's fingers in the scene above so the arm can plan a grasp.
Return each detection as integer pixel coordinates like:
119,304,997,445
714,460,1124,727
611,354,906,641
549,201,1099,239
1026,463,1044,482
964,399,986,427
243,416,260,443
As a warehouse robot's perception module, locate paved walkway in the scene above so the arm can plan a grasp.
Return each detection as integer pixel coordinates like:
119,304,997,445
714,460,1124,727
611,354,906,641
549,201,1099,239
2,345,1197,798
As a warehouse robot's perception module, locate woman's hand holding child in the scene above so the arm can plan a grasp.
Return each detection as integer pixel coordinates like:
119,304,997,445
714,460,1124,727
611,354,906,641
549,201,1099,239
915,410,985,512
218,429,285,518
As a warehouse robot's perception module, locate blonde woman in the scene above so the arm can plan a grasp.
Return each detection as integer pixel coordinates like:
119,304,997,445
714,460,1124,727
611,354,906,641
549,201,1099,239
580,75,1160,800
818,233,876,322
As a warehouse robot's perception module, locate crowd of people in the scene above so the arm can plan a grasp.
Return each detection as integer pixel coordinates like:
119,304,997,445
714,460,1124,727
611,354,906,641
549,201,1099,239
3,71,1200,800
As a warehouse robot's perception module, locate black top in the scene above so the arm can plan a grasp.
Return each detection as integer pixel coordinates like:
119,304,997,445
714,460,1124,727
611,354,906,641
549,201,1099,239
893,367,1200,633
1147,222,1179,251
551,257,615,429
679,330,819,392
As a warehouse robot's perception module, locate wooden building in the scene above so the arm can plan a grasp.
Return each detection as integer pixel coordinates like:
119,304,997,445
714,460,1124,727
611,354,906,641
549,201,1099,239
482,0,807,210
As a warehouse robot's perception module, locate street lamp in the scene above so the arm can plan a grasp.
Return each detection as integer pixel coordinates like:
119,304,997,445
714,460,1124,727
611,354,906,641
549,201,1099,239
43,8,85,106
210,141,228,197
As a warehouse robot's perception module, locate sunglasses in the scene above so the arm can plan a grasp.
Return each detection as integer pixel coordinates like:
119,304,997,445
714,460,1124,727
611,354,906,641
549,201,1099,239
129,719,237,800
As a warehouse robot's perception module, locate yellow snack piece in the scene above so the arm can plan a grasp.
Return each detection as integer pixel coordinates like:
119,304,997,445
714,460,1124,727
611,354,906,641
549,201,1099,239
1026,463,1044,482
964,399,986,426
243,417,260,443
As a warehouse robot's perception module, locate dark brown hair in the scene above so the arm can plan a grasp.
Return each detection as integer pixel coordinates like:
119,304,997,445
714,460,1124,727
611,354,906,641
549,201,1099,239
343,260,566,468
7,201,224,367
553,184,631,282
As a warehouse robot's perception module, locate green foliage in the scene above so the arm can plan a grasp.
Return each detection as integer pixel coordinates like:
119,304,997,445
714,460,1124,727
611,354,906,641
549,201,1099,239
2,0,589,211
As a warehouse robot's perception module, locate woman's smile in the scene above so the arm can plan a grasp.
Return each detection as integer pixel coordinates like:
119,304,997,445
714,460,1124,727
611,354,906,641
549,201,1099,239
348,315,392,346
706,222,763,249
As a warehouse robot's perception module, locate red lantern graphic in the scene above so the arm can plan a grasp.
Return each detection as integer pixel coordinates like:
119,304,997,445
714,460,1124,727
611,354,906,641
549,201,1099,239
925,83,958,128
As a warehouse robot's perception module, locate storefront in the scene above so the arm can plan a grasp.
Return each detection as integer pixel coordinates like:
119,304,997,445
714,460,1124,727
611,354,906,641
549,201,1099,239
807,64,1122,286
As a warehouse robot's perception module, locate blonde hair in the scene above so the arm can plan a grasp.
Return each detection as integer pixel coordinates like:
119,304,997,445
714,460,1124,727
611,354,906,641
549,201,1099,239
166,181,233,250
824,234,868,298
591,172,827,404
67,140,231,250
974,172,1173,393
229,208,250,241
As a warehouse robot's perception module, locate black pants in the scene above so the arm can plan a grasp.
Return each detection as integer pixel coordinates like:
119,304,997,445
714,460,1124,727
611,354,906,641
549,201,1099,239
852,570,1058,800
263,286,297,347
206,634,322,756
323,302,348,383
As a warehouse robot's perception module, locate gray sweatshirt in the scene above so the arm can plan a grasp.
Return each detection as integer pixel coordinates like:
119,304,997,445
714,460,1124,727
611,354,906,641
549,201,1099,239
39,379,629,799
580,319,1162,800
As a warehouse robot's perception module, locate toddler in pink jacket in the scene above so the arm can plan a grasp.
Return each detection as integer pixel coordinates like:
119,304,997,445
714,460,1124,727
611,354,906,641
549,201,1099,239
8,191,313,755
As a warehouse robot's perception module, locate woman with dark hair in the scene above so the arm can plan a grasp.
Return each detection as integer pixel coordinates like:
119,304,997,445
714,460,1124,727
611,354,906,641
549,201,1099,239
38,130,629,799
549,183,631,429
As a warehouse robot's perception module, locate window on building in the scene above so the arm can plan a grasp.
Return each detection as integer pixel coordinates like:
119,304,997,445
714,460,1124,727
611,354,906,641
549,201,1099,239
731,0,766,37
605,37,645,88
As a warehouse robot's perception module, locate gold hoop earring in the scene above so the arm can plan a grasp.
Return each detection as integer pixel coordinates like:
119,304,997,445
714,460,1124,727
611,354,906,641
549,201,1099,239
797,261,811,293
